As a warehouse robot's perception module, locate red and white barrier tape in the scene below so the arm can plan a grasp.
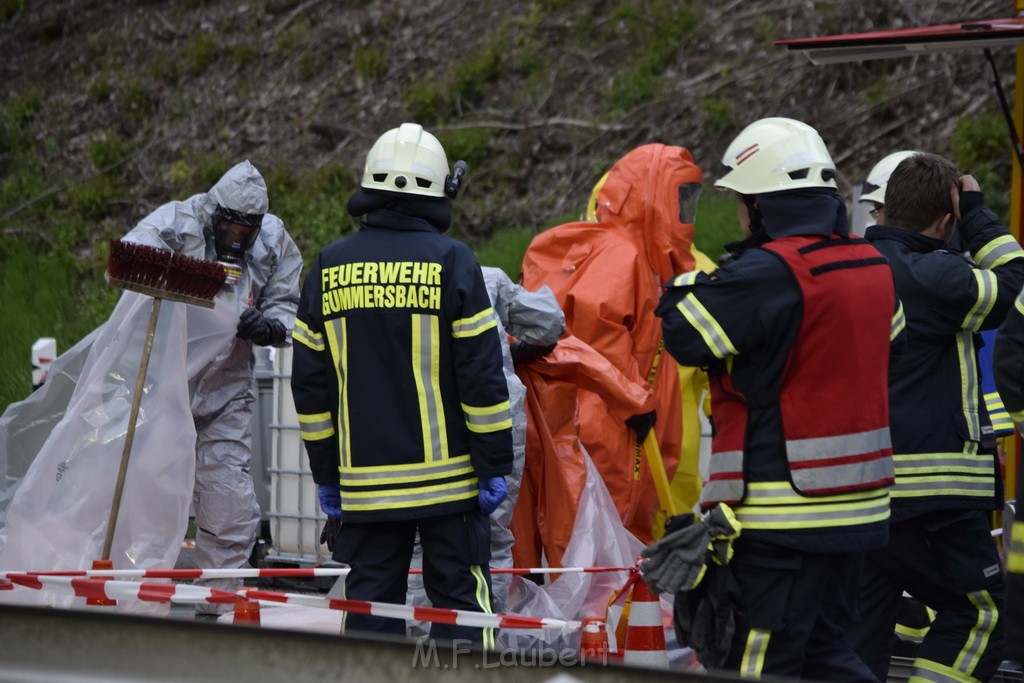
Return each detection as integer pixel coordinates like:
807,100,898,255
0,574,581,633
239,587,580,633
0,565,631,581
1,573,237,604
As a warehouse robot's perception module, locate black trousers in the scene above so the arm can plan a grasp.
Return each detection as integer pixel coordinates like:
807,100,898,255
850,510,1005,682
334,511,494,646
720,540,879,681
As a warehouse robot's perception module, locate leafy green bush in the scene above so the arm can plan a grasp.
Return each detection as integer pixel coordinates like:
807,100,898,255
0,245,115,412
948,110,1012,224
266,162,357,266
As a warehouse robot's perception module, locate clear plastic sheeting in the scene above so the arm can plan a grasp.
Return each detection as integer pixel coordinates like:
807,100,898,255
0,290,240,610
0,328,98,527
498,452,647,652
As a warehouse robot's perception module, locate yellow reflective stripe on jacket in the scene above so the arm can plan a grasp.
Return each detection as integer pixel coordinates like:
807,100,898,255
671,270,701,287
675,292,738,359
734,481,890,529
984,391,1013,433
960,270,997,332
297,411,335,441
340,478,479,512
956,331,982,441
325,318,352,469
891,451,995,498
892,301,906,341
412,313,449,462
451,307,498,338
292,318,325,351
1009,521,1024,573
339,454,474,485
975,234,1024,269
462,400,513,434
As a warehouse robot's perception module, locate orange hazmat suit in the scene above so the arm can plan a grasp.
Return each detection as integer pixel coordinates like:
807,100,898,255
519,143,702,544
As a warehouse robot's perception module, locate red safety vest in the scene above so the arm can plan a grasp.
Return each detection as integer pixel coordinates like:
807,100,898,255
702,235,896,508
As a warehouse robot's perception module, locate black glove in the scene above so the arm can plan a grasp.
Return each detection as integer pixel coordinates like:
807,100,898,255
319,515,342,553
626,409,657,444
236,307,286,346
958,189,984,217
510,340,556,366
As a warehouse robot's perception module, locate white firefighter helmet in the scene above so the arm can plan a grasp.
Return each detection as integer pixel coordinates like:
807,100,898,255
715,117,837,195
859,150,920,206
360,123,450,198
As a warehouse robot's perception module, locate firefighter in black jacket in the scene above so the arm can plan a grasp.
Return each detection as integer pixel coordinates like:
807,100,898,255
290,123,513,647
654,117,905,679
850,153,1023,682
993,286,1024,667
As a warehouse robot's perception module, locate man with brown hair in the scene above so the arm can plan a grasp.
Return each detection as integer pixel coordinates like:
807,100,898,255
851,152,1024,682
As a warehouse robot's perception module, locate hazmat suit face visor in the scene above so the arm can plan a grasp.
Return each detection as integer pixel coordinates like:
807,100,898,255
678,182,700,224
212,206,263,261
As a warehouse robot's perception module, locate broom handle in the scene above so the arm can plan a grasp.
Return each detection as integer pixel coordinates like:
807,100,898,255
101,296,162,561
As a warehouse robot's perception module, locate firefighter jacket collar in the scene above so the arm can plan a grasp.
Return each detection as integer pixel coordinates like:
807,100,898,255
359,207,448,236
864,224,946,254
758,188,848,240
348,189,452,232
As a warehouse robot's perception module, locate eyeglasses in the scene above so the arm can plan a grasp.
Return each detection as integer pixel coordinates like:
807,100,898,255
869,208,880,221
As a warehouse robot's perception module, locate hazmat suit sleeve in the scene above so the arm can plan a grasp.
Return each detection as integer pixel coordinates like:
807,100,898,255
526,335,655,419
505,283,565,347
121,198,208,258
290,253,340,486
251,214,301,341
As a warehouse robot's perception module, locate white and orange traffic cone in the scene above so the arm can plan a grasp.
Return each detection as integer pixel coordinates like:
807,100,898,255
621,576,669,669
579,615,609,664
85,559,117,610
232,598,261,626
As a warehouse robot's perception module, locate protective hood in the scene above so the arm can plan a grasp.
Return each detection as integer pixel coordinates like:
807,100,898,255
200,160,270,227
757,187,848,240
592,143,702,281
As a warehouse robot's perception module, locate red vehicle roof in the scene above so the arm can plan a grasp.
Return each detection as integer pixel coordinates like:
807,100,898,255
776,17,1024,64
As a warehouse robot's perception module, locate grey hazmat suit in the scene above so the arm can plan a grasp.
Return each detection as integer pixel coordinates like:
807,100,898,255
407,266,564,624
123,160,301,612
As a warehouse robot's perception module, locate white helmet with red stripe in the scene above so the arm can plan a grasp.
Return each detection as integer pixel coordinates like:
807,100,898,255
715,117,837,195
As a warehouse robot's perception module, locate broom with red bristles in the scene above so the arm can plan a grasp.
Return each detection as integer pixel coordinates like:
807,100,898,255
99,240,227,562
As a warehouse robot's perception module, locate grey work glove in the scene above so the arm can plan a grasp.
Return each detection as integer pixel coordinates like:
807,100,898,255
640,504,741,595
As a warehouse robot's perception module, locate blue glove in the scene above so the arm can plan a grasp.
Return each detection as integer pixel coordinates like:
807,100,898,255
317,484,342,518
478,476,507,515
